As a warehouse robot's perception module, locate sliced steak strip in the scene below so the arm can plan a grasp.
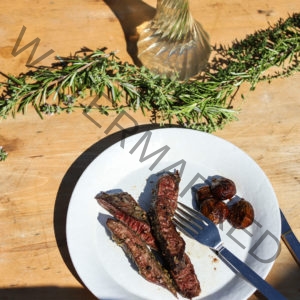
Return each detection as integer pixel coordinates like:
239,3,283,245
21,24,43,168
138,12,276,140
170,253,201,299
149,172,185,266
155,171,181,215
106,218,177,297
150,171,201,298
149,195,185,268
96,192,157,250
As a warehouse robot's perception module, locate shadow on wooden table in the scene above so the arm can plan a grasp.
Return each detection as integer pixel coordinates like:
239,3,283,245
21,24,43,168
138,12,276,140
252,261,300,299
104,0,156,65
0,286,96,300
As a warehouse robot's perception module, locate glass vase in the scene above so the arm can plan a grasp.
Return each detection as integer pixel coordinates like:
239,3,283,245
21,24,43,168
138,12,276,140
137,0,211,80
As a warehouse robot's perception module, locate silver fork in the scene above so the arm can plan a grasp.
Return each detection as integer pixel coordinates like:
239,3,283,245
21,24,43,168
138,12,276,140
174,202,286,300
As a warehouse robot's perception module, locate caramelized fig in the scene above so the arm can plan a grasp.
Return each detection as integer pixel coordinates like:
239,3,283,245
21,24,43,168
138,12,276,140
228,199,254,229
200,198,229,224
210,177,236,200
196,185,213,207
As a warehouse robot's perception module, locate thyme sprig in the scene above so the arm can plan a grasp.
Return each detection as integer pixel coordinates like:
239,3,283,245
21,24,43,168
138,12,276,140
0,13,299,133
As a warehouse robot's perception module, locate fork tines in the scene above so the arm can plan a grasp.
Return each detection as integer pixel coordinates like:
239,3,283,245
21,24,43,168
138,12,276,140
174,202,207,238
177,202,211,224
173,215,196,238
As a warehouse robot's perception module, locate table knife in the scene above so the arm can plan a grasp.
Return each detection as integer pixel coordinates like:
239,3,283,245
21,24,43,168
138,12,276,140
280,209,300,266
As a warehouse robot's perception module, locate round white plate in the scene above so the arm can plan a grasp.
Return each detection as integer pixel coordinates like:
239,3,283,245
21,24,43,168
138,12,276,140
66,128,281,300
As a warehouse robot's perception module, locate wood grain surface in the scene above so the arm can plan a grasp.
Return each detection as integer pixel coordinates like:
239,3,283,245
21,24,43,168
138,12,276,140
0,0,299,299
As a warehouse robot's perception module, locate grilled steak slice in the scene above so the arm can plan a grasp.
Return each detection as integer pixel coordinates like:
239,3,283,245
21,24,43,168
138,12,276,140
149,196,186,268
150,172,201,298
155,171,180,215
149,172,185,266
96,192,157,250
170,253,201,299
106,218,177,297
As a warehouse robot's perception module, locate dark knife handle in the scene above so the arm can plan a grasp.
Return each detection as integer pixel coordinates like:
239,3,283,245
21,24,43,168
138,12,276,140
282,230,300,267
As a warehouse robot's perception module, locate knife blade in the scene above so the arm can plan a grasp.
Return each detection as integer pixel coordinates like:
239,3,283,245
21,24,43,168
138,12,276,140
280,209,300,266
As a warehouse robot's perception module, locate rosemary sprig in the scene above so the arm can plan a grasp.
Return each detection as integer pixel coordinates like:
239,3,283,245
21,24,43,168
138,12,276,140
0,147,8,161
0,13,299,133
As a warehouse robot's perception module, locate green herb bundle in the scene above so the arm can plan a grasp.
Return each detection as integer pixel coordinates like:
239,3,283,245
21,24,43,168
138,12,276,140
0,13,299,133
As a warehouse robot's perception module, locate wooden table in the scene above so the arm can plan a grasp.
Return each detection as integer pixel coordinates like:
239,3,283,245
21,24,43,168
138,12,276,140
0,1,299,299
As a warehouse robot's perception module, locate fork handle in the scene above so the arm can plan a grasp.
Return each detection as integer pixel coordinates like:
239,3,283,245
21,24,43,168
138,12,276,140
216,246,286,300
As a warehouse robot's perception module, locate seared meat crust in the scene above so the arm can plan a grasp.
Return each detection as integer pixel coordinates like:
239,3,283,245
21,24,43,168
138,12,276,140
170,253,201,299
106,218,177,297
150,171,201,298
149,196,186,267
155,172,181,215
96,192,157,250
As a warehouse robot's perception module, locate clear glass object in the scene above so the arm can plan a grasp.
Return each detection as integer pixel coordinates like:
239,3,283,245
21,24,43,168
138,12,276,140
137,0,211,80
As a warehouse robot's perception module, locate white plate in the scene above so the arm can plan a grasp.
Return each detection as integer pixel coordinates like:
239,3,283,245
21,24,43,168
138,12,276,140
66,128,281,300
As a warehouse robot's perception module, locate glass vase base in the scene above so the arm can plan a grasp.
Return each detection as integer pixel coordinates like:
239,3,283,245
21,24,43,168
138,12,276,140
137,20,211,80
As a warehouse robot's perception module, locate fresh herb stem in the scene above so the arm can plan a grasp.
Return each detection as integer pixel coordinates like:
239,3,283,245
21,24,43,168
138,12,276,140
0,147,8,161
0,13,299,132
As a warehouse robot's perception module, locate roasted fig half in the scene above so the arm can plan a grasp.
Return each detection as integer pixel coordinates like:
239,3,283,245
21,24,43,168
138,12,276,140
210,177,236,200
228,199,254,229
196,185,213,207
199,198,229,224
